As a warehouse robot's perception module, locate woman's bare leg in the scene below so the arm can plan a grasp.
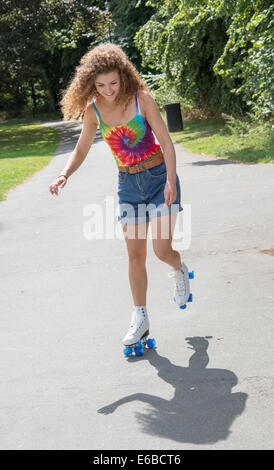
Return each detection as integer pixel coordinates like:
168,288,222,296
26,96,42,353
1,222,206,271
150,213,182,269
122,222,150,306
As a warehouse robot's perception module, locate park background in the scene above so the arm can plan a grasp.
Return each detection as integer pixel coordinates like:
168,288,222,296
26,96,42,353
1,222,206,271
0,0,273,201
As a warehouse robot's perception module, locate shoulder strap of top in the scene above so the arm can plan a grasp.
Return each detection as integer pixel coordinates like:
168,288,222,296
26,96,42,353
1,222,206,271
135,93,141,115
92,99,101,125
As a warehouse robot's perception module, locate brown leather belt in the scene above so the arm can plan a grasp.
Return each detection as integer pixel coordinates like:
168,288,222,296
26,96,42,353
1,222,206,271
118,149,163,174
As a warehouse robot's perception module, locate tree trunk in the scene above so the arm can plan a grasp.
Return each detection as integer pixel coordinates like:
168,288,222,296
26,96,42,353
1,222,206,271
41,68,56,112
31,82,37,118
200,89,207,111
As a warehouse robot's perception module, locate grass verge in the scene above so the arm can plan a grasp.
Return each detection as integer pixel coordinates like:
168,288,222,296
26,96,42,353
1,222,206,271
0,123,61,201
170,119,273,163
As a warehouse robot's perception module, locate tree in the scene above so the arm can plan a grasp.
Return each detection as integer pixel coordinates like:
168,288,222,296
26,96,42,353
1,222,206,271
0,0,112,116
134,0,274,117
108,0,156,69
213,0,274,118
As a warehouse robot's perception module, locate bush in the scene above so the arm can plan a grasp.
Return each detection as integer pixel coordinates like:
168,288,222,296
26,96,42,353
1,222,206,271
141,72,221,120
222,112,273,137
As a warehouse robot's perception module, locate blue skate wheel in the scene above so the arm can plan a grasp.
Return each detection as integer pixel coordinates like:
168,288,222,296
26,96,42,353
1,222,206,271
123,347,133,357
136,341,143,347
188,293,193,302
147,338,156,349
135,346,144,356
189,270,194,279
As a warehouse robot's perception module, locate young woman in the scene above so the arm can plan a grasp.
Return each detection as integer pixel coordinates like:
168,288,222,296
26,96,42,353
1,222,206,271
49,43,191,351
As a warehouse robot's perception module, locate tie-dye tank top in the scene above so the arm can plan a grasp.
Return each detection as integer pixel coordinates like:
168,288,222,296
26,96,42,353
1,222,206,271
92,94,161,168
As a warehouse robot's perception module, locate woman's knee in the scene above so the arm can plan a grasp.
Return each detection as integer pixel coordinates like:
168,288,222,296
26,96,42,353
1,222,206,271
128,248,146,265
153,244,172,262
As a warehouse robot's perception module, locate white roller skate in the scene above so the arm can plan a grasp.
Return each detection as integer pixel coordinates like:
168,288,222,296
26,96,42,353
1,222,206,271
168,260,194,309
123,307,156,357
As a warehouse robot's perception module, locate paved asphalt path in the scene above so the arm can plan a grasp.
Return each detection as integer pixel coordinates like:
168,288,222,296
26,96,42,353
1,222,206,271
0,120,273,450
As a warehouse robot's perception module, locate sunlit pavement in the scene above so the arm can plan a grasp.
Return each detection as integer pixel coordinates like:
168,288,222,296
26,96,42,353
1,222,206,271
0,120,273,449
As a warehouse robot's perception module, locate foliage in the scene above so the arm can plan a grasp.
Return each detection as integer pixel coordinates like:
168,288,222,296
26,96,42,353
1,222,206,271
0,0,156,118
221,112,273,143
108,0,156,69
214,1,274,118
140,72,185,108
0,0,112,116
1,0,273,120
135,0,274,118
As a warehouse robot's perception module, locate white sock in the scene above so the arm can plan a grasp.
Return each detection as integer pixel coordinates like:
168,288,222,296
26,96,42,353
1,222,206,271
134,306,147,317
171,265,183,273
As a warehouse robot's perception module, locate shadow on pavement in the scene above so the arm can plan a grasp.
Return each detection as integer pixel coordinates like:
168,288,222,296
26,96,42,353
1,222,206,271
191,157,258,166
98,336,248,444
192,159,239,166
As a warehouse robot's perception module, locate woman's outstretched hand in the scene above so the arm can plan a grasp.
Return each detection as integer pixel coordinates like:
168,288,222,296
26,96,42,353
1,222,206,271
49,175,67,196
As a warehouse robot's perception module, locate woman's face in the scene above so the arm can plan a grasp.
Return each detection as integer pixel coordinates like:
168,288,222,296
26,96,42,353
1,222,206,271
95,70,120,102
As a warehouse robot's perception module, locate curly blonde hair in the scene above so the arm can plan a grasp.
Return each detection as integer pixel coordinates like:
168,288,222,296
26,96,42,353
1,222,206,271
59,42,153,120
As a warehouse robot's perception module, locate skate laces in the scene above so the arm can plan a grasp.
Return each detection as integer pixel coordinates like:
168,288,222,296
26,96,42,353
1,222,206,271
168,268,186,294
129,312,137,333
128,310,145,333
129,311,138,333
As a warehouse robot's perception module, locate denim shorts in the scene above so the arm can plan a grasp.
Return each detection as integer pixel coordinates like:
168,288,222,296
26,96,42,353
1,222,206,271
117,156,183,225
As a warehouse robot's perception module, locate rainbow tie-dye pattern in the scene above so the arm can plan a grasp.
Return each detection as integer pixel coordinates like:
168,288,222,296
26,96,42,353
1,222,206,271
92,95,161,168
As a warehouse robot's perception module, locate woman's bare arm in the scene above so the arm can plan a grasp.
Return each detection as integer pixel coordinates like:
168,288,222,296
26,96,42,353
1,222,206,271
60,103,98,179
139,91,177,184
49,104,98,195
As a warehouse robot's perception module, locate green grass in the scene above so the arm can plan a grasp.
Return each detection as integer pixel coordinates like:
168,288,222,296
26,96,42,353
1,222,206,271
0,123,61,201
170,119,274,163
0,111,62,124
